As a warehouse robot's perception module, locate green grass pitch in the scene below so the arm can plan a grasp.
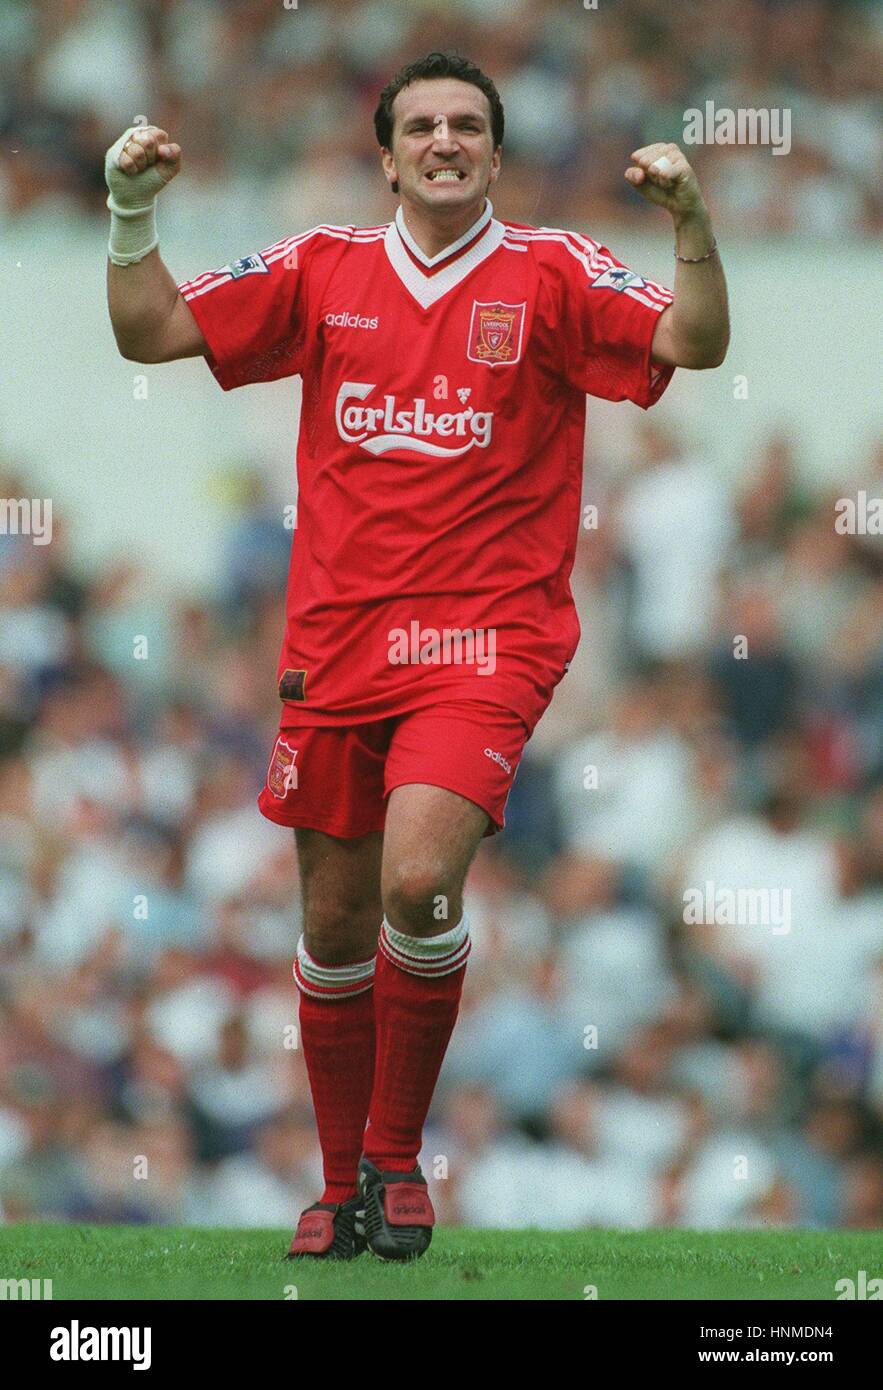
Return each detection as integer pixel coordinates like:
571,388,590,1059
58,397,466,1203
1,1226,879,1300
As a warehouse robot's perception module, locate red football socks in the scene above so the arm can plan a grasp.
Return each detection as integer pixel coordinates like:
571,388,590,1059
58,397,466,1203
295,939,376,1204
363,916,471,1173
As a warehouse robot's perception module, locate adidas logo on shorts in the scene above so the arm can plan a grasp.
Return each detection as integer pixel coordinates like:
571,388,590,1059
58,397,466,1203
484,746,513,776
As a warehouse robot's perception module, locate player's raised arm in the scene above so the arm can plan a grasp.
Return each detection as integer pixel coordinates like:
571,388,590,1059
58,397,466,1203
626,142,730,370
105,123,207,363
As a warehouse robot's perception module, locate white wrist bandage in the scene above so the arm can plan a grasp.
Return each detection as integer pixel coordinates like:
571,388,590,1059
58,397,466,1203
107,198,158,266
105,125,165,266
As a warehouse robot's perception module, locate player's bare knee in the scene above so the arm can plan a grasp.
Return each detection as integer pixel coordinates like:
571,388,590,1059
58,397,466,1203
382,860,462,936
302,902,379,965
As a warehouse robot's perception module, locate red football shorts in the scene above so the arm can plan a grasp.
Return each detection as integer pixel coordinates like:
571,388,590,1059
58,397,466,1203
257,700,530,838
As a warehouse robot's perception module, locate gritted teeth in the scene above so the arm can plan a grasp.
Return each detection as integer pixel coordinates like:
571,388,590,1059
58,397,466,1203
426,168,464,181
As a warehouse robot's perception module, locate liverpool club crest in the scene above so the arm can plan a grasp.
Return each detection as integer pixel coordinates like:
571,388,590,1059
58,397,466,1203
467,300,526,366
267,737,298,799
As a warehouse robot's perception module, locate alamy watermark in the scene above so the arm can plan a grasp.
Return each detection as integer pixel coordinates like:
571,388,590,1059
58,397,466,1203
0,497,52,545
835,1271,882,1299
1,1276,53,1299
50,1322,151,1369
683,880,792,935
683,101,791,155
834,491,881,535
388,622,497,676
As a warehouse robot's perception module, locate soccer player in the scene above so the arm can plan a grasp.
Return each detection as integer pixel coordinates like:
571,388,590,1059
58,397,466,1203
105,52,729,1261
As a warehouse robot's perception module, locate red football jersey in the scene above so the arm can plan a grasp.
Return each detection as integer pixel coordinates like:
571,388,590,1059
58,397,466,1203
178,202,674,733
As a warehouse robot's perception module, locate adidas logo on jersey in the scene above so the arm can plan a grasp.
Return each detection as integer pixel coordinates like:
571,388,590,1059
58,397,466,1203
335,381,493,458
325,311,379,329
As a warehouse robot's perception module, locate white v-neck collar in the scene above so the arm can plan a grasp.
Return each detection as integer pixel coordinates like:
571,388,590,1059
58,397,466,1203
385,200,505,309
395,199,493,267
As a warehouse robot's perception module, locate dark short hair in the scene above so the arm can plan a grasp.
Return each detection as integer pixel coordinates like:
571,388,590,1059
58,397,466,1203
374,51,505,152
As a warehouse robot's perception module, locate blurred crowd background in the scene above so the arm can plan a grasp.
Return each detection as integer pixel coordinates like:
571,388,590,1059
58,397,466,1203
1,0,881,234
1,0,881,1232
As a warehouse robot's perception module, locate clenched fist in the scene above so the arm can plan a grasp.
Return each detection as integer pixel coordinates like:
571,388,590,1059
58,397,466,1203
624,142,706,221
105,123,182,213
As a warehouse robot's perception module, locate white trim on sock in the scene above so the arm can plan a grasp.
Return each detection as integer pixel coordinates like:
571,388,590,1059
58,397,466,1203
294,935,375,1000
379,915,471,977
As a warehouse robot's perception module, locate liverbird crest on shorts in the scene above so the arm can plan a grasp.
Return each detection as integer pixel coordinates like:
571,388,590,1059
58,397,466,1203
267,737,298,798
